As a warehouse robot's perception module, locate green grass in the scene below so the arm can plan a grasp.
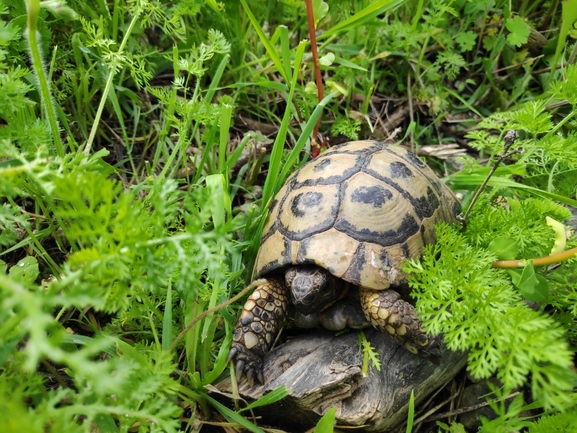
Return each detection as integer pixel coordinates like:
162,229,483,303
1,0,577,431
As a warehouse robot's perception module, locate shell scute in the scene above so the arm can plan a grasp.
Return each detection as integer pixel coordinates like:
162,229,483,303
335,173,421,246
296,228,359,278
278,184,340,240
363,154,442,220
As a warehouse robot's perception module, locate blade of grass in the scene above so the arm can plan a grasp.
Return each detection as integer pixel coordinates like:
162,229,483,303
260,40,307,209
246,88,337,260
444,87,484,117
205,0,223,14
218,101,234,186
318,0,405,40
107,85,129,146
225,81,288,91
200,392,266,433
205,54,230,103
279,26,292,79
177,385,212,419
451,173,577,207
313,406,336,432
83,8,141,155
410,0,425,32
49,46,74,143
546,0,577,87
198,328,232,386
405,391,415,433
239,0,290,84
25,0,65,157
225,134,251,173
278,90,338,183
238,385,288,412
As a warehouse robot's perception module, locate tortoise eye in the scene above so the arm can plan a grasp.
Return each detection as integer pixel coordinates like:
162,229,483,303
284,268,297,285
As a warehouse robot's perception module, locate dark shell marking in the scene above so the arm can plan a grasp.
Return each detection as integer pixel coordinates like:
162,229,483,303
254,140,460,291
351,185,393,207
291,191,324,217
389,161,414,179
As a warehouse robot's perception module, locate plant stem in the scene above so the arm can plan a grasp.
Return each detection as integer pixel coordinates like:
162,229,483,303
305,0,325,157
26,0,64,157
461,130,520,226
84,10,140,155
492,246,577,268
168,279,263,352
359,329,369,376
543,110,577,140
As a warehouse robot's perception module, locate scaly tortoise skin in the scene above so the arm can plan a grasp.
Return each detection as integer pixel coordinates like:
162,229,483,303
228,140,461,384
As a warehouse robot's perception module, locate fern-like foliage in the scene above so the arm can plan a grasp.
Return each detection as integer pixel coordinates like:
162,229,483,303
464,196,571,259
331,116,361,140
0,139,243,429
465,64,577,198
405,219,576,410
528,410,577,433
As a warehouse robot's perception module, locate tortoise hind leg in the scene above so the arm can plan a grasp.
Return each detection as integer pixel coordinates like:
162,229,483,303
228,276,290,385
359,287,441,362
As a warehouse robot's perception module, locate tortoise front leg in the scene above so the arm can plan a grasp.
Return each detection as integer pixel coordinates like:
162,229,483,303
228,277,290,385
359,287,441,362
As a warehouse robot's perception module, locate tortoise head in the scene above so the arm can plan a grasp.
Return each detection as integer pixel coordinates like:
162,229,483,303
285,266,346,315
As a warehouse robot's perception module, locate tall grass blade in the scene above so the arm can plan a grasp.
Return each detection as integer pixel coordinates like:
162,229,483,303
260,40,307,210
451,174,577,207
238,385,289,412
547,0,577,86
239,0,290,83
205,54,230,103
313,406,336,432
201,392,266,433
25,0,65,157
319,0,405,40
405,391,415,433
278,90,338,184
218,102,234,185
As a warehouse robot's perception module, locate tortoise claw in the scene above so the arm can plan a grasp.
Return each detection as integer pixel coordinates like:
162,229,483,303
246,369,256,387
235,359,245,381
421,336,442,364
228,342,265,386
227,346,237,363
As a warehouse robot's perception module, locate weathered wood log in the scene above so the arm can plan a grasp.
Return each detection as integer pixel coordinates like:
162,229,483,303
217,327,468,432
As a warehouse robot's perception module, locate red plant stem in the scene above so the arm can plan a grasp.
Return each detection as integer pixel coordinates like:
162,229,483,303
304,0,324,157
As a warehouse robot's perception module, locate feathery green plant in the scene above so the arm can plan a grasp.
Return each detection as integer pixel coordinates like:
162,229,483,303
0,2,247,430
1,0,576,431
528,410,577,433
406,65,577,425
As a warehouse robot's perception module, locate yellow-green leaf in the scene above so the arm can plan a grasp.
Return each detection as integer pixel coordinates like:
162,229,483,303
546,216,567,255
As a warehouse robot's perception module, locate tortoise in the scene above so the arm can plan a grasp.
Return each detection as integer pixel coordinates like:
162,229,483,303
228,140,461,384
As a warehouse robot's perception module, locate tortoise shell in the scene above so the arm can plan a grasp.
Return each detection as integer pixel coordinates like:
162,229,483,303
254,140,460,291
